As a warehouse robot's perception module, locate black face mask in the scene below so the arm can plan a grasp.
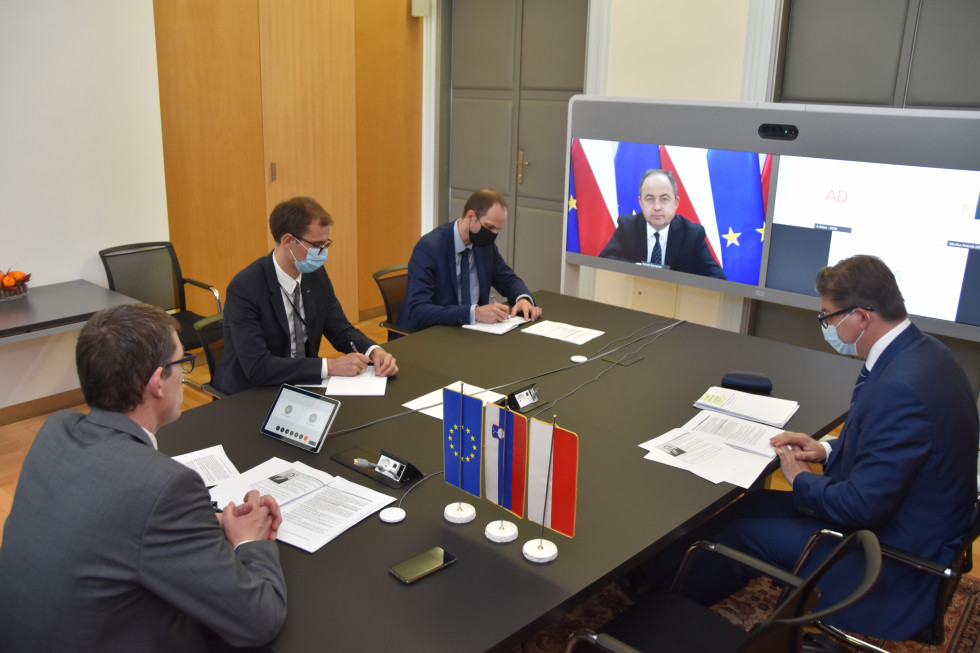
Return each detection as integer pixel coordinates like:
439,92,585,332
469,222,497,248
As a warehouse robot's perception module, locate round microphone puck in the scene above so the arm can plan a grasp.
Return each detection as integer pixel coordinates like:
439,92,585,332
379,507,406,523
570,355,587,363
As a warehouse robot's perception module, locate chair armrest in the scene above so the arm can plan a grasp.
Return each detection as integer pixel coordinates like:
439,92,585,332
794,528,958,579
564,629,643,653
183,277,223,312
672,540,804,596
380,321,413,337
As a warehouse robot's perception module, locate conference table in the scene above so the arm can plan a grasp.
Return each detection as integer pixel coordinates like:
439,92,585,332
159,291,861,652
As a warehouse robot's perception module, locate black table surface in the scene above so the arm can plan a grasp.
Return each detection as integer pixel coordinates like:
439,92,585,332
159,291,861,652
0,279,137,339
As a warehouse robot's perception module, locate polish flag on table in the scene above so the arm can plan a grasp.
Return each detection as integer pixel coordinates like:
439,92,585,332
526,418,579,538
484,403,528,518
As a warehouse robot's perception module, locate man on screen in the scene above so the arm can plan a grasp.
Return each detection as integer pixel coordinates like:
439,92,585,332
599,169,726,279
682,254,977,640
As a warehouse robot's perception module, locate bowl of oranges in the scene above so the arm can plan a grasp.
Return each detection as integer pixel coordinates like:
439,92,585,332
1,269,31,300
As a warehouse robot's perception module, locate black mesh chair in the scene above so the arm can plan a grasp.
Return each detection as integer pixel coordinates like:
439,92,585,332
565,530,881,653
372,264,412,341
99,242,222,352
794,517,980,650
188,313,226,400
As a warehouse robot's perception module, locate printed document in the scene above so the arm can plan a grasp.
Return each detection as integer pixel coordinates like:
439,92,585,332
210,458,395,553
403,381,506,420
462,316,526,335
694,386,799,428
299,366,387,396
520,320,604,345
172,444,239,486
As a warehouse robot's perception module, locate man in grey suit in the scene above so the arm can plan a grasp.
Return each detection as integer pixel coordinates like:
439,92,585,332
0,304,287,652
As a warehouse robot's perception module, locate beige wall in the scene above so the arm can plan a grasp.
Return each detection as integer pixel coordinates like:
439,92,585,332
585,0,754,332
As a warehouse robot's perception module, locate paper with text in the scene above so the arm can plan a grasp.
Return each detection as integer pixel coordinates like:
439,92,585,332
172,444,239,486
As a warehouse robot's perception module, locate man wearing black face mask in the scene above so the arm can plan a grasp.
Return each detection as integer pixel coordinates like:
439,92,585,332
399,188,542,332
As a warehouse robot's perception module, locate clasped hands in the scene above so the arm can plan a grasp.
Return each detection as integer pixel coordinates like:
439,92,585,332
218,489,282,547
770,431,827,486
475,297,542,324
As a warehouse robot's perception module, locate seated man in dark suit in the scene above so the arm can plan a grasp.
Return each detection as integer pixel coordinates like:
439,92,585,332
599,169,726,279
399,188,542,332
0,303,287,651
214,196,397,394
684,255,978,640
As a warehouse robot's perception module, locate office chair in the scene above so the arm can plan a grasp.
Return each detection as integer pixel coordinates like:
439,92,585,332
372,263,412,341
564,530,881,653
794,517,980,651
189,313,226,400
99,242,222,352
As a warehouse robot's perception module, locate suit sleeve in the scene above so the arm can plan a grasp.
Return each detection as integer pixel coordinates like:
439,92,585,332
223,274,322,386
598,219,637,262
314,271,376,355
138,467,287,647
400,237,470,330
487,245,532,304
793,379,932,530
689,224,727,279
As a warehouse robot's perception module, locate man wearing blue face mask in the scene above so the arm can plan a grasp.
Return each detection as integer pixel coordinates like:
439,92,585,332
214,197,397,395
398,188,542,332
676,254,977,641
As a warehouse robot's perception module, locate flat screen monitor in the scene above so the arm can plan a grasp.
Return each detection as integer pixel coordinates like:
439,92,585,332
563,97,980,342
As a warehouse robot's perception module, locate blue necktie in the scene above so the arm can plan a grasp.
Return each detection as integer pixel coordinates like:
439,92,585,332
850,365,869,407
459,248,471,306
650,233,662,265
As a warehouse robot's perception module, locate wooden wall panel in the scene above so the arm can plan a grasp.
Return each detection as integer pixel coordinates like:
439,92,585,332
258,0,359,317
354,1,423,318
153,0,268,317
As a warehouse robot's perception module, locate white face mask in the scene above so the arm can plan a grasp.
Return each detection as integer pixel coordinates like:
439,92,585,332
821,309,864,356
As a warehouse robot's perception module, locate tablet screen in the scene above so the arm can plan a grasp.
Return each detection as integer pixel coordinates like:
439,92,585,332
259,385,341,454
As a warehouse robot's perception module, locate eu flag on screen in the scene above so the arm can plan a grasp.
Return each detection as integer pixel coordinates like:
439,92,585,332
567,155,580,253
443,387,482,498
706,150,766,285
614,142,662,217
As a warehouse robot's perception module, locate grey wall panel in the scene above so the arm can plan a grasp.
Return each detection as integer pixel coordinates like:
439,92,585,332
451,0,518,90
512,202,563,293
449,98,515,193
781,0,910,105
520,0,588,91
905,0,980,108
517,97,572,202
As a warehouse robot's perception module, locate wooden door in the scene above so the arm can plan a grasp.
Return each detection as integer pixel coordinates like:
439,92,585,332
259,0,359,316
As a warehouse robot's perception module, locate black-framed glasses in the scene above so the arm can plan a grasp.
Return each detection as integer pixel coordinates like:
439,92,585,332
817,306,873,329
293,234,333,255
164,352,196,374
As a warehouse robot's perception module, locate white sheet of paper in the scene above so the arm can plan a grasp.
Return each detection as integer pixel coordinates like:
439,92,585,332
402,381,506,420
299,366,387,396
461,315,526,335
680,411,782,458
640,428,774,487
694,386,800,428
172,444,240,486
520,320,604,345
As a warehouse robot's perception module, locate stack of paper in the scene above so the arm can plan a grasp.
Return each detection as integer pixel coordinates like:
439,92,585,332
694,386,799,428
520,320,604,345
208,458,395,553
462,316,526,335
639,411,782,488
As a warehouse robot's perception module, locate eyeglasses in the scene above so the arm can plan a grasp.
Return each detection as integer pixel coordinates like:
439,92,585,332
293,234,333,255
817,306,874,329
164,352,196,374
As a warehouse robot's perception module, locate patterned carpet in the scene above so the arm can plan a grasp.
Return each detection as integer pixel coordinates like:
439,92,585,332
514,575,980,652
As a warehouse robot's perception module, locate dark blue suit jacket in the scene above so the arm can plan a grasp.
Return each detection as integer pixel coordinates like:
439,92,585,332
599,213,726,279
213,253,376,394
399,221,532,331
709,324,978,639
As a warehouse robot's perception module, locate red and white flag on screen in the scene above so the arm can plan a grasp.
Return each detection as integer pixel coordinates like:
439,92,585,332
526,418,579,538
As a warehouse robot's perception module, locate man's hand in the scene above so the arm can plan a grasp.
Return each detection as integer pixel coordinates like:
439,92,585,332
328,352,370,376
770,431,824,487
510,297,542,322
221,489,280,546
475,301,509,323
370,348,398,377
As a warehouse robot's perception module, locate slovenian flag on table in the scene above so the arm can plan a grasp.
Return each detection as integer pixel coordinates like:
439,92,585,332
484,403,528,518
443,387,483,498
526,418,579,538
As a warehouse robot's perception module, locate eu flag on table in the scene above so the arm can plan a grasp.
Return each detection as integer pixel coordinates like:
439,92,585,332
484,403,528,518
443,387,483,498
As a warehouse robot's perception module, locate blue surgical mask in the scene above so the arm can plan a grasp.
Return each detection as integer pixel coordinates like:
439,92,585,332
291,241,328,274
821,310,864,356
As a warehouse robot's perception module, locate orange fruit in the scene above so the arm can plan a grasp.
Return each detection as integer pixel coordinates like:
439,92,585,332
2,276,15,288
10,271,25,281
